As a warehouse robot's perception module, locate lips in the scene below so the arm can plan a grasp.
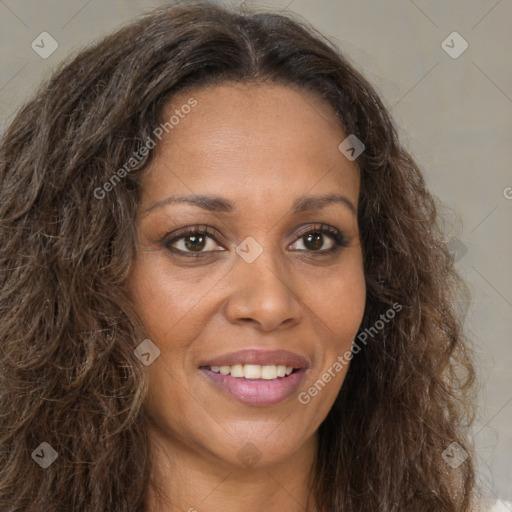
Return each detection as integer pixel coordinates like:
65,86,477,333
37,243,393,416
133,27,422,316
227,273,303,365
198,349,309,406
198,349,310,370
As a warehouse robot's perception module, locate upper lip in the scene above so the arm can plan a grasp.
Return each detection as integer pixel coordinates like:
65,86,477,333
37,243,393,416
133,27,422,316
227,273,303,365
199,349,310,369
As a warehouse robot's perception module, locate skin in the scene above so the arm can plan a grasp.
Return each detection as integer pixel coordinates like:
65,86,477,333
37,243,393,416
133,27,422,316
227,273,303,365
125,82,366,512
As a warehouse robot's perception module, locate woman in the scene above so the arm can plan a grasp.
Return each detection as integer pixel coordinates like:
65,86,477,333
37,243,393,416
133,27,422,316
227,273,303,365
0,2,480,510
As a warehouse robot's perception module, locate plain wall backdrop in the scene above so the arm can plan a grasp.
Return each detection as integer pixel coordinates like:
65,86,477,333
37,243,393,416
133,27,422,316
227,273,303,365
1,0,511,507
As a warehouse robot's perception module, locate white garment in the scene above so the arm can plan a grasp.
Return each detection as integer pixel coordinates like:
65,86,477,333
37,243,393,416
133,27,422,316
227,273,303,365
489,500,512,511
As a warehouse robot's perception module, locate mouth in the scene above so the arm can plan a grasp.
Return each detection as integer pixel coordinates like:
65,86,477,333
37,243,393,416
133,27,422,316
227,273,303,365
198,349,309,406
199,364,301,379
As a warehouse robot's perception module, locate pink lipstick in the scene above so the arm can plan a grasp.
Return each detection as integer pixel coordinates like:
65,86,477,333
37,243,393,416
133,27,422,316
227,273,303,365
198,349,309,406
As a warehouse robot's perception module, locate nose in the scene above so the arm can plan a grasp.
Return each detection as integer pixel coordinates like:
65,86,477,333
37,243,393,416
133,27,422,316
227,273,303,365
223,248,302,332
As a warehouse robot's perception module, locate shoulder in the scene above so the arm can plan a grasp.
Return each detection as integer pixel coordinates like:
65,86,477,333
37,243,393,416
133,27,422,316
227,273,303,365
487,500,512,511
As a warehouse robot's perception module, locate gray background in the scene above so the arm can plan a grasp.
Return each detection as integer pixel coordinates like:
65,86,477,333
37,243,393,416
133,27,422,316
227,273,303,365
1,0,510,507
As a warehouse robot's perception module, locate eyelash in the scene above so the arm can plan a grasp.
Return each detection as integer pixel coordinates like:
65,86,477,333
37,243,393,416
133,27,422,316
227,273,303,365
161,223,348,258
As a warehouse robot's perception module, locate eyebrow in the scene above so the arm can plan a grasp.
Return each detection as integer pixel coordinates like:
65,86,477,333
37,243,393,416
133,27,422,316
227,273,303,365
143,192,356,216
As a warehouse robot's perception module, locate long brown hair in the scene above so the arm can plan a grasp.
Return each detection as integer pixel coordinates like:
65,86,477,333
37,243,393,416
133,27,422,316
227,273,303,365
0,2,478,510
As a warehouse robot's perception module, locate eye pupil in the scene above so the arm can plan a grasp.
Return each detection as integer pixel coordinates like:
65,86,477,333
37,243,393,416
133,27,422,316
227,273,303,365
185,234,206,251
304,232,323,251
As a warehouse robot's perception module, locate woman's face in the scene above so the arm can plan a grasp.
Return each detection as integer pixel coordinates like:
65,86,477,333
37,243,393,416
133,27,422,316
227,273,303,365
126,83,366,469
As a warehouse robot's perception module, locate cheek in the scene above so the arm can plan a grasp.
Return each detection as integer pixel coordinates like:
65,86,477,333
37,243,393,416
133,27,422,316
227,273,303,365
304,261,366,343
296,266,365,413
300,257,365,404
128,248,366,343
332,271,366,339
126,251,217,342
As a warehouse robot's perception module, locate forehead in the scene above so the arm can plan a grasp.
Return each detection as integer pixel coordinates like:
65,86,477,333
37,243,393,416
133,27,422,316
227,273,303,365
139,82,360,207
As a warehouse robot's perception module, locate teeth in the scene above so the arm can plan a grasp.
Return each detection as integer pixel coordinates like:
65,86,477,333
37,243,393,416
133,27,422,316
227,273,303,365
244,364,261,379
207,364,295,379
261,365,276,379
230,364,244,377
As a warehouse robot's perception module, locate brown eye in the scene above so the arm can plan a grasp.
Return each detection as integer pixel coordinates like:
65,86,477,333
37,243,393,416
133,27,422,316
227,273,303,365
167,232,221,253
291,225,347,254
163,225,226,257
303,231,324,251
182,233,207,252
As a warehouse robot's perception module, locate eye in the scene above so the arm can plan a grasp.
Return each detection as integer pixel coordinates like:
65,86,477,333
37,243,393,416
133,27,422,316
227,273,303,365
290,224,348,254
163,225,226,258
161,223,348,259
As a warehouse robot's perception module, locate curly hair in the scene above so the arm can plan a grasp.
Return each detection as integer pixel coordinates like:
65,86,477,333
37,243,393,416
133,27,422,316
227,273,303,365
0,2,478,510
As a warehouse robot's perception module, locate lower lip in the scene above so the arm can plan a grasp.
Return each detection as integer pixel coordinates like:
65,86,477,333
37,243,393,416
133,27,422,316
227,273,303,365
200,368,307,406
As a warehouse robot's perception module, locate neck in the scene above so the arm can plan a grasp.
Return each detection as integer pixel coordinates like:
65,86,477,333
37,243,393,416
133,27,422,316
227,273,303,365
144,426,320,512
